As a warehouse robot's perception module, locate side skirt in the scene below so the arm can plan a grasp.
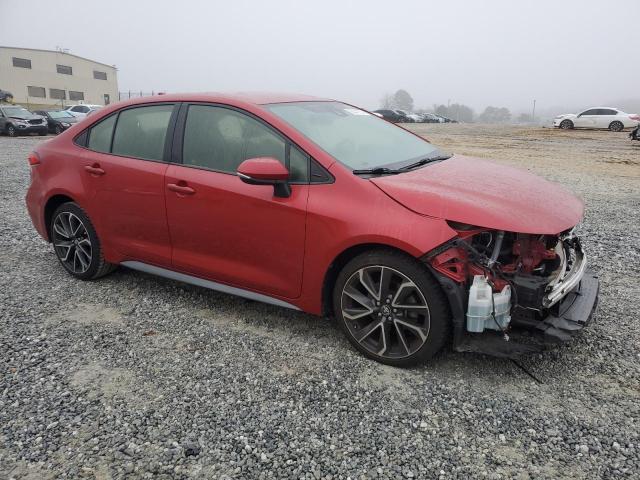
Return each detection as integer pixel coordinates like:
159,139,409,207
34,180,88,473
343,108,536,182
120,261,301,311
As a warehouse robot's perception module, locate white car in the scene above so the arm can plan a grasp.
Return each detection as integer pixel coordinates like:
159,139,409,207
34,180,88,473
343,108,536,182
554,107,639,131
64,104,103,119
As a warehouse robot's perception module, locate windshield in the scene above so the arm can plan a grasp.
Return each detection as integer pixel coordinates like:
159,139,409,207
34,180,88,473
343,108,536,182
265,102,441,170
48,111,74,119
3,107,32,119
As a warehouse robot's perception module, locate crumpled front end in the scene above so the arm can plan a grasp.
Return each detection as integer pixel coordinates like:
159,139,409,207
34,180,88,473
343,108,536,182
425,223,599,358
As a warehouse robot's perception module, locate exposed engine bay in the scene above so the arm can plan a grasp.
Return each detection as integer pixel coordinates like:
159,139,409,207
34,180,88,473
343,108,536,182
425,222,598,356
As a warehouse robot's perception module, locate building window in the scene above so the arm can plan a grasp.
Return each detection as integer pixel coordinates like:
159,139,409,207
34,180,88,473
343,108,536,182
93,70,107,80
49,88,66,100
69,91,84,101
12,57,32,69
27,86,46,98
56,64,73,75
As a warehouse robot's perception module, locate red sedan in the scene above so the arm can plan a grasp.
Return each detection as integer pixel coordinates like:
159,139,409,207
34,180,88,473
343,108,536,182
25,93,598,366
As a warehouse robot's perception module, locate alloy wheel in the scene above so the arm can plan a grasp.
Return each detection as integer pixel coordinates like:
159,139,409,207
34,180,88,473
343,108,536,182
7,126,16,137
52,212,92,274
340,266,430,359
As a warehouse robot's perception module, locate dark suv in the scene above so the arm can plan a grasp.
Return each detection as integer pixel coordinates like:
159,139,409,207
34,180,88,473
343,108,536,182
0,105,48,136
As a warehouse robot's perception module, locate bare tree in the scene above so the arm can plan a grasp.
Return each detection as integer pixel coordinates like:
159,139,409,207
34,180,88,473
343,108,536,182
379,93,395,109
393,89,414,112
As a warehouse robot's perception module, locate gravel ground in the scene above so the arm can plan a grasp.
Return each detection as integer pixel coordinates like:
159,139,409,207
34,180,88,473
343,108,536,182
1,126,639,479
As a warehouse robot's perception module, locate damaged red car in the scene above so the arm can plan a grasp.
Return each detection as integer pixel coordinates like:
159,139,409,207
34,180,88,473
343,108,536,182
25,94,599,366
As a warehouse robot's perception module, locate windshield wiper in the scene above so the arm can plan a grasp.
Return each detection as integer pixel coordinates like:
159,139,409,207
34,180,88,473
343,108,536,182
352,167,401,176
398,155,452,171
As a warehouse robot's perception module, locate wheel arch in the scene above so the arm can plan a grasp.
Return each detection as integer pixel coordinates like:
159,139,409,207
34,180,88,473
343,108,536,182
321,243,423,317
44,194,76,241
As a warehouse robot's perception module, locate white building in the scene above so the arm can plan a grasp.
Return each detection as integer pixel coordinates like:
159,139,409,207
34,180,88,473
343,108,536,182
0,46,118,107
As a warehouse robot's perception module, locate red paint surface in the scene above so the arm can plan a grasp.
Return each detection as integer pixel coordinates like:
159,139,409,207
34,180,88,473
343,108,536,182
26,93,585,316
371,155,584,234
237,157,290,181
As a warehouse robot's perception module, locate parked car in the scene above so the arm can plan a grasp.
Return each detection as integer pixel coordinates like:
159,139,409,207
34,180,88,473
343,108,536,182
0,89,14,103
395,110,419,123
32,110,79,134
433,114,458,123
64,104,103,118
554,107,640,131
0,105,48,136
25,93,598,366
418,113,443,124
373,109,409,123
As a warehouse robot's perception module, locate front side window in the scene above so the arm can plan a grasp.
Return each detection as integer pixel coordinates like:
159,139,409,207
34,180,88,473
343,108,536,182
111,105,174,161
580,109,598,116
266,102,441,170
182,105,286,174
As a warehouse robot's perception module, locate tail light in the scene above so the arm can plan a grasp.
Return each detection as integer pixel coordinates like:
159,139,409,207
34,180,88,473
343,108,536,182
28,152,41,166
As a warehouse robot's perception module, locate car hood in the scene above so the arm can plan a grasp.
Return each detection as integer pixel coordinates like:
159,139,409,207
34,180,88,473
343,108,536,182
9,115,42,121
556,113,577,119
370,155,584,234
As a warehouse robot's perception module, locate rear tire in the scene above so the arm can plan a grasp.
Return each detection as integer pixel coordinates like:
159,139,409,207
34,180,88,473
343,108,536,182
332,249,450,367
609,121,624,132
50,202,117,280
559,120,574,130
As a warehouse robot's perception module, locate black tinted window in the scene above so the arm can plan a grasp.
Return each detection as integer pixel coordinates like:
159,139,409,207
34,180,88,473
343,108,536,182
112,105,174,161
289,145,309,183
183,105,286,174
599,109,617,115
88,115,117,153
581,109,598,116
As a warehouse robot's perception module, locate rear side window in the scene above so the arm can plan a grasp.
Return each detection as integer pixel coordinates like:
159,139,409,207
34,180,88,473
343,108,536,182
599,109,617,115
88,115,117,153
111,105,174,161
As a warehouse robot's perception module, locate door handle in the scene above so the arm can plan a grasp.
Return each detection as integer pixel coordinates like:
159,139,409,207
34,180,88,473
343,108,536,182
167,182,196,195
84,164,105,176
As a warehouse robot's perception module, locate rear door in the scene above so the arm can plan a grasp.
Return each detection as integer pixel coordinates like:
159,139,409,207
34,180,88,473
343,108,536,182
78,103,177,266
597,109,617,128
164,103,309,298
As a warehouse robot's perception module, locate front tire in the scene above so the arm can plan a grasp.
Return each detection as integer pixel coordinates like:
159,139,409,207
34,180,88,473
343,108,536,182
6,125,17,137
333,249,450,367
50,202,116,280
609,121,624,132
54,125,63,135
559,120,574,130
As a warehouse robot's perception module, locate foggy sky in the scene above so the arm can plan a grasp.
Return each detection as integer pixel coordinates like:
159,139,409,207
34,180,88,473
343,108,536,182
1,0,637,114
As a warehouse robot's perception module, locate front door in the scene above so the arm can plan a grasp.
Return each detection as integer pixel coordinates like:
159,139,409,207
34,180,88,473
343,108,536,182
164,104,309,299
79,104,176,266
574,109,598,128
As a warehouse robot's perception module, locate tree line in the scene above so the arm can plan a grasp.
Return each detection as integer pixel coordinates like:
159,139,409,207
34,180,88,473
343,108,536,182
380,89,534,123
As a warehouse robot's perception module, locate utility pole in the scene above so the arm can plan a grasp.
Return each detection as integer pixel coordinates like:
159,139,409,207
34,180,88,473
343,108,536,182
532,99,536,123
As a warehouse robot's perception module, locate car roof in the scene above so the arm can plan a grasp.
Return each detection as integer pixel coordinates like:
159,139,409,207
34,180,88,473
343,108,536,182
109,92,332,107
582,106,620,110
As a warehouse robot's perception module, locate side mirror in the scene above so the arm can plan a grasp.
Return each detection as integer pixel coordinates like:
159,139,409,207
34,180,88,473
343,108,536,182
237,157,291,198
